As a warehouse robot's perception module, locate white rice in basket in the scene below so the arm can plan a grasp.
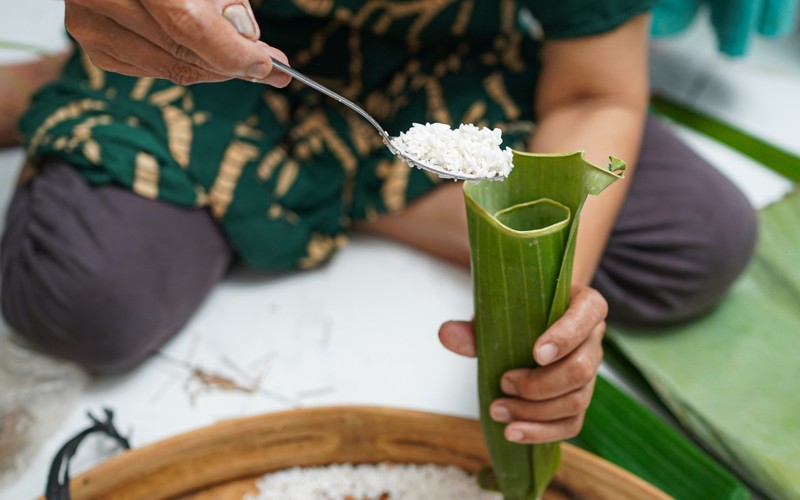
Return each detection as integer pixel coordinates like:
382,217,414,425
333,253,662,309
243,462,503,500
390,123,513,179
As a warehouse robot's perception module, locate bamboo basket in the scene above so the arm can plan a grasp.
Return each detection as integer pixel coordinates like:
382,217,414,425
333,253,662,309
62,406,669,499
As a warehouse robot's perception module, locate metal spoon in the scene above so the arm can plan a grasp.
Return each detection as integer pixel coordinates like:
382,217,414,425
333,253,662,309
268,58,500,182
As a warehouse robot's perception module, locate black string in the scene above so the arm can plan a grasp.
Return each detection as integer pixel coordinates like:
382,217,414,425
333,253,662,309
45,408,131,500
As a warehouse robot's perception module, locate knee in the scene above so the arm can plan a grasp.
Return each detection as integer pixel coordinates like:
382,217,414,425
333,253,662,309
598,116,763,327
2,256,161,374
598,189,758,327
65,273,161,373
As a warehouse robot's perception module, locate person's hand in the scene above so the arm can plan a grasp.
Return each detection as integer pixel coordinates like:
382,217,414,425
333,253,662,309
64,0,291,86
439,284,606,444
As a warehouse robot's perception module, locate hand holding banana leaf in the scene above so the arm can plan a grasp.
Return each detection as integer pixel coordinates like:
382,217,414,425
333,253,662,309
439,284,606,444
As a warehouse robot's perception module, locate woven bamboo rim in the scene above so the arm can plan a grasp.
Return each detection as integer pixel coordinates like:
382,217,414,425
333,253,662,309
63,406,670,499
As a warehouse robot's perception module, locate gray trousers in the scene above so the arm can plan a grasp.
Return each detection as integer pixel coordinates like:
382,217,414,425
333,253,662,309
0,117,757,373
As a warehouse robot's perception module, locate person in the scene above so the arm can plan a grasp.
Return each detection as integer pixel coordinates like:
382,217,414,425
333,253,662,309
0,0,756,446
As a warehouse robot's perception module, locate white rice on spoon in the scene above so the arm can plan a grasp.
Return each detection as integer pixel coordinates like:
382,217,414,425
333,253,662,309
391,123,514,179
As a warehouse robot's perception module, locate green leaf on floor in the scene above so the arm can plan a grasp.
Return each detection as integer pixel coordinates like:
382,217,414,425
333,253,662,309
0,40,53,56
606,189,800,499
650,94,800,183
574,376,750,500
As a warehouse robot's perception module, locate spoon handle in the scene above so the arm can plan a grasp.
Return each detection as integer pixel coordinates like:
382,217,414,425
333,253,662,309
270,58,392,143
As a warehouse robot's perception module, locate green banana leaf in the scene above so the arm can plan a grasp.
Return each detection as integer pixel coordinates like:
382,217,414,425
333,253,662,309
575,375,750,499
463,151,622,499
0,40,54,57
650,95,800,183
606,189,800,499
594,94,800,499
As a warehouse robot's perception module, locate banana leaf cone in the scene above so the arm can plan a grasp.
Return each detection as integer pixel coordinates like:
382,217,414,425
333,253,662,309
463,151,623,499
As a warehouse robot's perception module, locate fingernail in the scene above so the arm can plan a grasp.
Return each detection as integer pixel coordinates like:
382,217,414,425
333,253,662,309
223,4,258,39
507,430,524,442
537,343,558,365
501,378,518,396
490,406,510,422
246,62,270,80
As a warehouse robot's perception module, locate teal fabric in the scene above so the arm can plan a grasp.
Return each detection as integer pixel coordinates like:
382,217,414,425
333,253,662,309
651,0,799,56
520,0,657,38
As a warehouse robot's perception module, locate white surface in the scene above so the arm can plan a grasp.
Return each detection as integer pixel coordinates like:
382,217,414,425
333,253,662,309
0,1,68,64
649,38,798,209
1,11,799,500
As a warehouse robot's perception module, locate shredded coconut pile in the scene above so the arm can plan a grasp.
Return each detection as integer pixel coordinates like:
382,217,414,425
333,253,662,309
243,462,503,500
391,123,514,179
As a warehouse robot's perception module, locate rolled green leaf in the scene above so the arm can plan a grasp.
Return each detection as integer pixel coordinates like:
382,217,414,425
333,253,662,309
463,151,622,499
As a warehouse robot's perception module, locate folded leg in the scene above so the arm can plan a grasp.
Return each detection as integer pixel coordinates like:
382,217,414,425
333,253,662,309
593,116,758,326
1,158,234,373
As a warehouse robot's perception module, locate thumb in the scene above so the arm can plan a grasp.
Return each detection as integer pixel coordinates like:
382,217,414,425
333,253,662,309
219,2,292,87
438,320,477,358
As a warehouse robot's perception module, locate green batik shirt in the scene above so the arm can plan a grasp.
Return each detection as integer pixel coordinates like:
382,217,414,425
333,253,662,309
19,0,655,271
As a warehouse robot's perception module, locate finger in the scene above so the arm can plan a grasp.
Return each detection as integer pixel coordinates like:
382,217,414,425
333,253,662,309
71,2,238,83
532,285,607,366
141,0,288,82
503,415,585,444
438,321,477,358
110,32,232,84
217,4,292,88
502,328,603,400
489,378,595,423
98,48,231,84
83,51,151,79
261,48,292,88
65,1,120,48
78,13,232,84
